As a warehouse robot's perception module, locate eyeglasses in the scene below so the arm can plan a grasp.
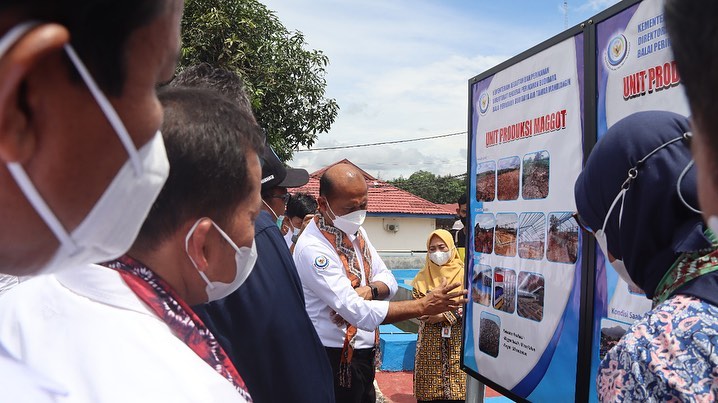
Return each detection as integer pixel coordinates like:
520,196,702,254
268,193,291,204
572,212,592,233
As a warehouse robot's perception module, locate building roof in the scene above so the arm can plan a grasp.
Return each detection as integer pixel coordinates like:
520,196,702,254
437,203,459,215
293,159,453,217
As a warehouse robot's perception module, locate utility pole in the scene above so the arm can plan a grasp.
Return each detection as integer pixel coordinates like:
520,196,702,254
563,1,569,29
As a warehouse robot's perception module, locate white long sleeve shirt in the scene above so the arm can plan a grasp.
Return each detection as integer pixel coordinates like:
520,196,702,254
293,220,398,349
0,264,248,403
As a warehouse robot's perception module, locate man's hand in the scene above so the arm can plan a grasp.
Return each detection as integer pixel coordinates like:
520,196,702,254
355,286,372,300
418,314,445,324
330,310,348,327
420,278,468,316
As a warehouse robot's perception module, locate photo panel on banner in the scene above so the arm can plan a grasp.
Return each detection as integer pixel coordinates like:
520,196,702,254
589,0,689,400
463,31,585,402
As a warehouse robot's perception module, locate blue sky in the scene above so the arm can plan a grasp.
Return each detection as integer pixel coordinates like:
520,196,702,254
261,0,621,179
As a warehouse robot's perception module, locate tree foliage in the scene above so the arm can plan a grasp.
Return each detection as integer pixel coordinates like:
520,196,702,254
388,171,467,205
180,0,339,161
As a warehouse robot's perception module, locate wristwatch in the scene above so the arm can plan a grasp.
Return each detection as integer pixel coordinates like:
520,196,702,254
370,284,379,300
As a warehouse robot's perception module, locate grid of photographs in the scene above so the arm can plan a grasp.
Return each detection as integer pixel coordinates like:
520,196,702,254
472,210,578,265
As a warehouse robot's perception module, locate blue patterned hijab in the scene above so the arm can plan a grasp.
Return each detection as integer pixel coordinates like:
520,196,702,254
574,110,712,299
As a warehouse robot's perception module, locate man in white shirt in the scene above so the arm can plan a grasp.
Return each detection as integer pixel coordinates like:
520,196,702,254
0,1,183,400
294,163,467,403
0,87,260,402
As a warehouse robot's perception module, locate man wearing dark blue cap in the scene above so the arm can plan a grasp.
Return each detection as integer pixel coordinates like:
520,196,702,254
259,142,311,234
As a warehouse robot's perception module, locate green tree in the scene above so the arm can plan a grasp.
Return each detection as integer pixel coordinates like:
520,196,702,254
389,170,466,205
180,0,339,161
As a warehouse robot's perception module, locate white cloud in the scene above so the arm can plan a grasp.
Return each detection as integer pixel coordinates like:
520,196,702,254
575,0,622,13
262,0,618,179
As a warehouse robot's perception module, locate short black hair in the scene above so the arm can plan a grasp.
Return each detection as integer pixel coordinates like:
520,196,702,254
286,193,317,219
132,87,263,251
1,1,166,96
457,193,467,206
665,0,718,151
171,63,254,116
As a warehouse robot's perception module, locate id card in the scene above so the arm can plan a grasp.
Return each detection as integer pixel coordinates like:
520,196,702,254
441,325,451,338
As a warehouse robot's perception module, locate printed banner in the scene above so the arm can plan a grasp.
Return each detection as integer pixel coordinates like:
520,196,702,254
464,34,584,401
590,0,689,400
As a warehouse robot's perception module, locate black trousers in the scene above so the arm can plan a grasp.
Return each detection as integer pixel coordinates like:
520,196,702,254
325,347,376,403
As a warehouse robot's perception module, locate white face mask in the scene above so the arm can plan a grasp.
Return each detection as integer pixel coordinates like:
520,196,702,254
327,201,366,235
429,250,451,266
185,219,258,303
290,227,301,244
1,22,169,273
594,187,638,288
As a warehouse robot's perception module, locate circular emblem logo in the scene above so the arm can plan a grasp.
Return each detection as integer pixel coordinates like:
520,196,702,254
314,255,329,270
606,34,628,68
478,91,490,115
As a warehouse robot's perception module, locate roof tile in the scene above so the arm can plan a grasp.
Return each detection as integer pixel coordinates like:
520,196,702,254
292,160,452,216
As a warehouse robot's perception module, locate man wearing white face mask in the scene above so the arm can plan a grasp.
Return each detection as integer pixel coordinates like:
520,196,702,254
0,1,182,400
171,64,335,403
0,87,261,402
294,163,468,403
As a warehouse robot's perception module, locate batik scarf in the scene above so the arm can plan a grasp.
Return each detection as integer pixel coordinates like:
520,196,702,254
103,256,252,402
653,230,718,306
316,214,378,388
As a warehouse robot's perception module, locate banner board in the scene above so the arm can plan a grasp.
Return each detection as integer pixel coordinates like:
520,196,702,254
463,33,585,402
462,0,695,400
589,0,689,400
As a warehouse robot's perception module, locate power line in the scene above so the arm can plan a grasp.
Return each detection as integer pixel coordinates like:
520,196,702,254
295,131,466,152
352,159,462,167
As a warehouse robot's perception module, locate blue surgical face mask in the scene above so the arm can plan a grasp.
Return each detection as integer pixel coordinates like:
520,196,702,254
262,199,286,232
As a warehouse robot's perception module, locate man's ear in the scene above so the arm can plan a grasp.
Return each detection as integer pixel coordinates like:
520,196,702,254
0,23,69,163
317,196,327,214
185,218,214,273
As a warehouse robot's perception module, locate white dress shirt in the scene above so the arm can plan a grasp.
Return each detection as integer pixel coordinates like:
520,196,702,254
283,229,294,249
0,264,248,403
293,220,398,349
0,273,19,295
0,349,66,402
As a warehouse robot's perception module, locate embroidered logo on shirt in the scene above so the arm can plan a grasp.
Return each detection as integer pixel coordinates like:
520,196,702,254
314,255,329,270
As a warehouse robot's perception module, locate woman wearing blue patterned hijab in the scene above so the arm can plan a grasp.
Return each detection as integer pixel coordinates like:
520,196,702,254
575,110,718,401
